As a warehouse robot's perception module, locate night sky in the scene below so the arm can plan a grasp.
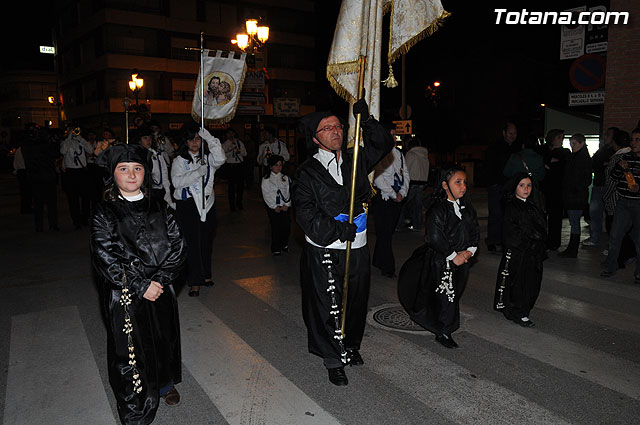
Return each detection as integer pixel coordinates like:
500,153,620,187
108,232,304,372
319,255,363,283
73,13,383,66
4,1,607,149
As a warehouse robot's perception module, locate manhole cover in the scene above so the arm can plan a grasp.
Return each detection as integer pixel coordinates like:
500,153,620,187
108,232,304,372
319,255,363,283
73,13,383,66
368,304,427,333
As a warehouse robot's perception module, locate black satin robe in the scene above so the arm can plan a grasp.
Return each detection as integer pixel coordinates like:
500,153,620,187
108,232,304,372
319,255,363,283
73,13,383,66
398,197,479,335
292,118,393,367
90,196,186,425
493,196,547,320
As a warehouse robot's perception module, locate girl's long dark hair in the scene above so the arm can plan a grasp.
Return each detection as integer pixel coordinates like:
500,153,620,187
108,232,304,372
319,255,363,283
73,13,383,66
424,164,466,212
177,122,209,162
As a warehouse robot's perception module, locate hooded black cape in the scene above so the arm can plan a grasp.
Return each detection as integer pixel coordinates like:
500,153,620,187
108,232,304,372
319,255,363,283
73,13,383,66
91,196,186,425
493,173,547,319
397,196,479,335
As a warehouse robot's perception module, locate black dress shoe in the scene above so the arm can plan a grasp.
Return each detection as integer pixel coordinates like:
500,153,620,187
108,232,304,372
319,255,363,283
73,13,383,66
162,387,181,406
346,349,364,366
514,317,535,327
203,280,215,287
188,287,200,297
327,367,348,386
435,334,458,348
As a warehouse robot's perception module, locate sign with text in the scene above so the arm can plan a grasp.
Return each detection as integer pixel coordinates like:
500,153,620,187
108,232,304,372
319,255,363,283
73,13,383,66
274,98,300,117
569,90,604,106
39,46,55,54
393,120,412,135
560,6,586,60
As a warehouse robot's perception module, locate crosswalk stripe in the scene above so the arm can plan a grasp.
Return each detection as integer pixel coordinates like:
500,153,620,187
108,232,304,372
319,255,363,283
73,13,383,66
462,306,640,400
179,297,341,425
468,267,640,334
232,276,572,425
4,306,116,425
364,328,573,425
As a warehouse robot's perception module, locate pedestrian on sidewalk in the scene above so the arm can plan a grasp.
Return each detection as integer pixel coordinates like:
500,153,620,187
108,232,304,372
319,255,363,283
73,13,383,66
542,129,570,251
601,128,640,284
398,165,479,349
90,143,186,424
582,127,616,247
261,154,291,255
558,133,592,258
400,136,430,232
493,173,547,327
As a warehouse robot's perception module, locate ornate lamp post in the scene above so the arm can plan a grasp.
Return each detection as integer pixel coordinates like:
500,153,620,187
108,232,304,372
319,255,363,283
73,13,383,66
128,72,144,106
231,18,270,52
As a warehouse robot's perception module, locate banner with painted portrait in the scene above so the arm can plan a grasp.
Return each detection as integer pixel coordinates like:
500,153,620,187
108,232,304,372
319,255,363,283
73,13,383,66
192,50,247,124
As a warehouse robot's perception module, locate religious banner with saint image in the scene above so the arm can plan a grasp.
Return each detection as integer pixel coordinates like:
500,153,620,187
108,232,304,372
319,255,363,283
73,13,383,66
192,50,247,124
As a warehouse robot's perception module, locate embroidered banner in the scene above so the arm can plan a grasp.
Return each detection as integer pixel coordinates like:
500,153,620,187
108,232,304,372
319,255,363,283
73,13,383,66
192,50,247,124
327,0,449,140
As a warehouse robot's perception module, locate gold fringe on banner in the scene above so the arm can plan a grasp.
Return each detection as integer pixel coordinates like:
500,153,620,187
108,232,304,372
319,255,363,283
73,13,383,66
326,60,361,103
388,9,451,66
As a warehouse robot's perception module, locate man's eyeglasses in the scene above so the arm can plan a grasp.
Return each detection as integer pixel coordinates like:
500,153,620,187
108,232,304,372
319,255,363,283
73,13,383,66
316,124,344,134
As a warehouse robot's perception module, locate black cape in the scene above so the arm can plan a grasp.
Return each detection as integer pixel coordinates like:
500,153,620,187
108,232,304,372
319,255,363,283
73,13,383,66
493,191,547,319
90,196,186,425
398,196,479,335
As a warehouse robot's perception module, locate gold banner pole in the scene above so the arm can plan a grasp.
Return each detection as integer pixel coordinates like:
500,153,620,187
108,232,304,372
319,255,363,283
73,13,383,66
341,55,367,336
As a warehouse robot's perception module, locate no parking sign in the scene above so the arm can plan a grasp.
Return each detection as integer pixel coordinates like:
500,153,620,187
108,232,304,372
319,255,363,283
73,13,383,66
569,54,606,92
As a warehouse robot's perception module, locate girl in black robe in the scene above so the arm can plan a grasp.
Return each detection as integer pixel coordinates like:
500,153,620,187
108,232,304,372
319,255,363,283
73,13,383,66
90,144,186,425
493,172,547,327
398,166,479,348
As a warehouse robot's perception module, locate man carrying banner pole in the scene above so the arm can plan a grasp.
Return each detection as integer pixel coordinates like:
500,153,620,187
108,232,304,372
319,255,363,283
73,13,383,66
293,60,394,386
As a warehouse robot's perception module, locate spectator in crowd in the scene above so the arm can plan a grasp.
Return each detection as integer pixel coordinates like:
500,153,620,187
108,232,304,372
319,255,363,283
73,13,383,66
503,132,545,184
542,129,570,251
401,137,430,232
582,127,617,247
601,128,640,284
485,120,520,252
603,129,637,273
558,133,592,258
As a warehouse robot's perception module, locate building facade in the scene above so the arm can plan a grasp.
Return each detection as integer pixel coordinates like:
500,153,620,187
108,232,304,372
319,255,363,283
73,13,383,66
52,0,317,164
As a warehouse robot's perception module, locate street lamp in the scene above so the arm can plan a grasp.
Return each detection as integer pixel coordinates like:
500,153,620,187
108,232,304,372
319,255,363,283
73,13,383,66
231,18,270,52
128,72,144,106
123,97,131,144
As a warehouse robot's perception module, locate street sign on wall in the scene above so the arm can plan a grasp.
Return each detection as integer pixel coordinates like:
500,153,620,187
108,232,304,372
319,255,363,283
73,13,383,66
568,90,605,106
393,120,412,135
274,98,300,117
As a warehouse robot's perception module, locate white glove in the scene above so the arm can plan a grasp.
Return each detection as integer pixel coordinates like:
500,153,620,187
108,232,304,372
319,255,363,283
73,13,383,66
198,128,214,143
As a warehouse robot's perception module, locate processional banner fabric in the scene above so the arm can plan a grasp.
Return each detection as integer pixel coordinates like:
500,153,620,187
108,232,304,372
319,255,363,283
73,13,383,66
192,50,247,124
327,0,449,141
